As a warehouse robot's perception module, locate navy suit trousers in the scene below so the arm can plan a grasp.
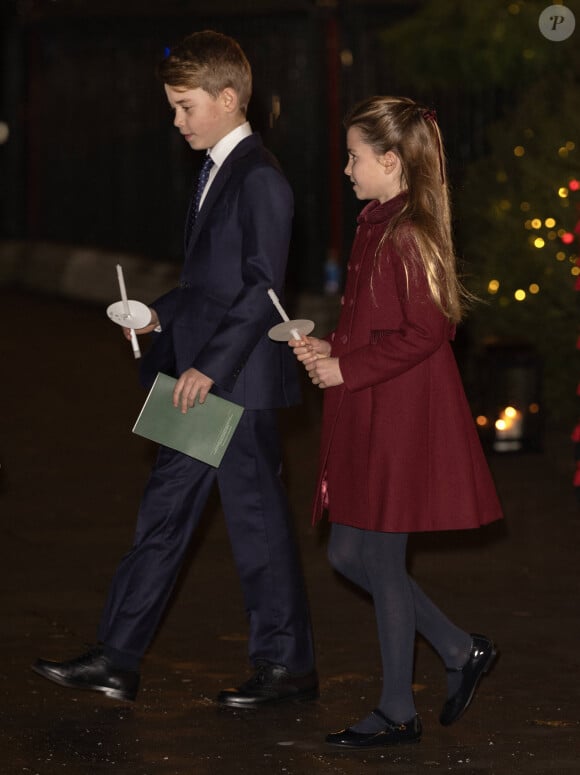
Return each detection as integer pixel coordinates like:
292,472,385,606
96,409,315,674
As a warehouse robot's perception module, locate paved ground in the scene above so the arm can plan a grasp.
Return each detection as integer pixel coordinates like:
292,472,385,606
1,289,579,774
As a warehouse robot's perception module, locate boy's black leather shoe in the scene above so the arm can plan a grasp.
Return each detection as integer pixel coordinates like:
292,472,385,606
217,660,319,707
326,710,422,748
31,646,139,702
439,633,497,726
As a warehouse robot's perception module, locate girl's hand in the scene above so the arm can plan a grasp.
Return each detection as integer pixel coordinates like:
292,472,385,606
288,335,332,366
305,356,344,389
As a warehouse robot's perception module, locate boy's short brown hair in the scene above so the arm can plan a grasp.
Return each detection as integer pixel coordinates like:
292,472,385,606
158,30,252,114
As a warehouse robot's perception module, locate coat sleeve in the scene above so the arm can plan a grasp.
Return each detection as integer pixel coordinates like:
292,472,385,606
339,242,450,392
192,163,294,391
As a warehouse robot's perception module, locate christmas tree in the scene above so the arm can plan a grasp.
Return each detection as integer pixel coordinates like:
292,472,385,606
378,0,580,423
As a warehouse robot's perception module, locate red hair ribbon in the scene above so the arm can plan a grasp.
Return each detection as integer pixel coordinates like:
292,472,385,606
423,108,437,122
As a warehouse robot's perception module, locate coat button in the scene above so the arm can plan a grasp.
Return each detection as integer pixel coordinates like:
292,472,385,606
340,334,348,344
340,295,345,305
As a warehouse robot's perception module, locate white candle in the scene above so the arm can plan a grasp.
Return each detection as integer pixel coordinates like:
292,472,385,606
267,288,302,340
116,264,130,316
116,263,141,359
267,288,290,321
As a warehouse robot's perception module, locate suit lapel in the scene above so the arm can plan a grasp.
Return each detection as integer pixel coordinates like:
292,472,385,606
183,134,261,255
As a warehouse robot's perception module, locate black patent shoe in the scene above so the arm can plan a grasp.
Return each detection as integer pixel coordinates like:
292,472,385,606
439,633,497,726
217,660,319,708
326,709,422,748
32,646,139,702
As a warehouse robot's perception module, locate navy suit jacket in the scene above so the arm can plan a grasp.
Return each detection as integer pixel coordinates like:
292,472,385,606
140,132,301,410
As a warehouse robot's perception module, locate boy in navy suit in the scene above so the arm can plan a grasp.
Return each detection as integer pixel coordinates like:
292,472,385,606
33,30,317,707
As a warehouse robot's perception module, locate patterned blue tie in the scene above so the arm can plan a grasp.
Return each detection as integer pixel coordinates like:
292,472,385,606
192,152,214,221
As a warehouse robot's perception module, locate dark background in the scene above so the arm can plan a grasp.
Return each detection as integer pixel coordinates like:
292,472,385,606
1,0,579,431
1,0,506,293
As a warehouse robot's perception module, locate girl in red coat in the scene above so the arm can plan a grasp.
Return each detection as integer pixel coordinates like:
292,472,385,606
291,96,503,748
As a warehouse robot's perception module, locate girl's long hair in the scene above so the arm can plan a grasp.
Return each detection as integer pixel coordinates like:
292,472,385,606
345,96,473,323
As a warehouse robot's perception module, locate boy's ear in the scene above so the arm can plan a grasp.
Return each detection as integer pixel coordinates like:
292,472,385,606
220,87,239,113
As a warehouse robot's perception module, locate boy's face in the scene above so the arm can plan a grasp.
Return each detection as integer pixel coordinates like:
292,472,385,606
164,85,236,150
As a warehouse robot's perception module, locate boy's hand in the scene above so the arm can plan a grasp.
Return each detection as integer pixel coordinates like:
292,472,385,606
122,307,160,340
173,368,215,413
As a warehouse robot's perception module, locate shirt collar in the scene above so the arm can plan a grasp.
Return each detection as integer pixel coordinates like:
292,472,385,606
208,122,252,168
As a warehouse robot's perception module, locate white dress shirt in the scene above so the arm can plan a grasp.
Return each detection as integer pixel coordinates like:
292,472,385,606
198,121,253,210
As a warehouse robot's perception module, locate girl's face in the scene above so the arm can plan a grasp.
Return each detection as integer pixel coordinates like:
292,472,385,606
165,85,232,150
344,126,403,203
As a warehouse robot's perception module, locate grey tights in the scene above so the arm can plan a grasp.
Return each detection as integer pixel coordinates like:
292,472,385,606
328,523,471,731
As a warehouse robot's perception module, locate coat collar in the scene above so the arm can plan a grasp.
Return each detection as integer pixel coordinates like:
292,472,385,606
357,191,408,225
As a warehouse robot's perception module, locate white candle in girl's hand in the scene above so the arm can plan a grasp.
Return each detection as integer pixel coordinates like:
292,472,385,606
267,288,302,340
267,288,290,321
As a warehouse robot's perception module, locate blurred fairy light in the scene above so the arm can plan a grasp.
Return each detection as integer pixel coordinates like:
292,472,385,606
340,49,354,67
490,153,578,313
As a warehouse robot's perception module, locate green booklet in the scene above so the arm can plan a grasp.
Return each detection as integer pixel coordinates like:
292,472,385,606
132,372,244,467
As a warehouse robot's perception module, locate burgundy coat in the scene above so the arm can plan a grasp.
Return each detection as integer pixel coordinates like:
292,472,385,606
313,194,503,532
